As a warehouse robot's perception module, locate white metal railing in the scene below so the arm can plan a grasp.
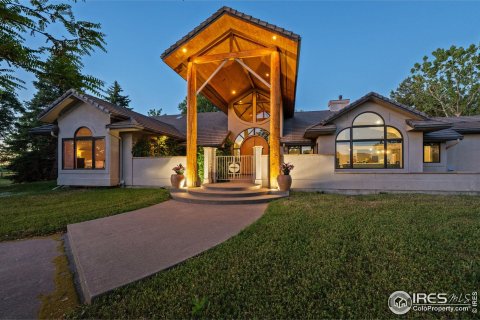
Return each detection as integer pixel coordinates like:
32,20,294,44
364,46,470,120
215,155,254,182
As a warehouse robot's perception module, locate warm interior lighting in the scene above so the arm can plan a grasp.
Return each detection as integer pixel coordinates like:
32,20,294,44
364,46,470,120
232,90,236,94
272,35,277,40
265,73,269,77
182,47,187,53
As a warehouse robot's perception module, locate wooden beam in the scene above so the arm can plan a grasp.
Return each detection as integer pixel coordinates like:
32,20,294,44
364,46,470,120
196,59,227,95
186,61,197,188
269,51,281,189
233,37,255,88
192,48,274,64
234,58,271,89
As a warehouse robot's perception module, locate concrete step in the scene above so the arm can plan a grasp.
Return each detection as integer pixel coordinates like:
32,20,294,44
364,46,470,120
202,182,261,191
170,192,286,205
188,188,270,198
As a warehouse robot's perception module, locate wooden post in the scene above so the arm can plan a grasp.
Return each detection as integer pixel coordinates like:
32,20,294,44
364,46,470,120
269,51,281,188
186,61,197,187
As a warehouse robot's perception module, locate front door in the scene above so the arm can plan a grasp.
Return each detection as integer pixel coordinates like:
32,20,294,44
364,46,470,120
240,135,269,155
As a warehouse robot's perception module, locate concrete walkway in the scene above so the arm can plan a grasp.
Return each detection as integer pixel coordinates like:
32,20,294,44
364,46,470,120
0,237,59,319
67,200,267,303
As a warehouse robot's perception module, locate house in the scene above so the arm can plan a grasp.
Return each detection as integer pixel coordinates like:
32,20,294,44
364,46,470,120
33,6,480,194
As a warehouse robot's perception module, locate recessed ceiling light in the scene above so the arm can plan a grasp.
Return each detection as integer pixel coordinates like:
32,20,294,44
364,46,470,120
272,35,277,40
182,48,187,53
266,73,269,77
232,90,236,94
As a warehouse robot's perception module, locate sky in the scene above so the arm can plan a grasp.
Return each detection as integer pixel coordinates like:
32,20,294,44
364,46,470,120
16,0,480,115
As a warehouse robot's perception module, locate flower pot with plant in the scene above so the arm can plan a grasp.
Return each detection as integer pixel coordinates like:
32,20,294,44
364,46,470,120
277,162,294,191
171,164,185,188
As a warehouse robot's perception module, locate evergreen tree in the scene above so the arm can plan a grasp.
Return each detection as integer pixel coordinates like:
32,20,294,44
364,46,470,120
105,81,131,109
178,94,218,114
5,48,105,182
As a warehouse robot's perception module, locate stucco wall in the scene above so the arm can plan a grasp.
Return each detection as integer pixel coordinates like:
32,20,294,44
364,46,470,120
446,134,480,172
57,102,119,186
282,154,480,194
132,157,187,186
316,101,425,173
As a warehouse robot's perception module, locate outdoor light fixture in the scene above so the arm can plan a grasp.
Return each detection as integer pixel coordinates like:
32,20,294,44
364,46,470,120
272,35,277,40
232,90,236,94
266,73,269,77
182,48,187,53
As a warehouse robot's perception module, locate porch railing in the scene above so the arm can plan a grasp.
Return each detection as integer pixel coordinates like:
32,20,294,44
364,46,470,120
215,155,254,182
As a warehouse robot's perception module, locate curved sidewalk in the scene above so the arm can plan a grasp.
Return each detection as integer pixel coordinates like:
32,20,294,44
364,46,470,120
67,199,267,303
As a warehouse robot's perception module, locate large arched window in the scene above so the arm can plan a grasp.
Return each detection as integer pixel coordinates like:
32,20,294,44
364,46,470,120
63,127,105,170
336,112,403,169
233,90,270,124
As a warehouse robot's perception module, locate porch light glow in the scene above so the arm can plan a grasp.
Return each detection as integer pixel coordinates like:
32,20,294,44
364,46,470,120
266,73,269,77
232,90,236,94
272,35,277,40
182,47,187,53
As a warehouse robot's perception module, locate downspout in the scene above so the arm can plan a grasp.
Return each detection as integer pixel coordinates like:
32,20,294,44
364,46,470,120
446,139,461,171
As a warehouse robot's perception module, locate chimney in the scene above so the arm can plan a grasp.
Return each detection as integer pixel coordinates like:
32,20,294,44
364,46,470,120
328,95,350,112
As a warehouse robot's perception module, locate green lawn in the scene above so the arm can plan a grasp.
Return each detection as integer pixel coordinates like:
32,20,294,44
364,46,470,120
71,192,480,319
0,181,170,241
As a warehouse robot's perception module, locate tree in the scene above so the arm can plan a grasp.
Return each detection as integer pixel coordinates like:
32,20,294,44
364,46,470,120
105,81,131,109
147,108,164,116
5,42,106,182
0,0,106,93
178,94,219,114
391,44,480,117
0,91,23,139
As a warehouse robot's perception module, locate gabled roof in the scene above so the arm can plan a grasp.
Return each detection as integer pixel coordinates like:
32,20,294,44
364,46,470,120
161,6,301,117
319,92,429,125
161,6,300,60
38,89,185,139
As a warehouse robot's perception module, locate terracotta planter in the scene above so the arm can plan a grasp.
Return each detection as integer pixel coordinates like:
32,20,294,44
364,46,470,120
171,174,185,189
277,174,292,192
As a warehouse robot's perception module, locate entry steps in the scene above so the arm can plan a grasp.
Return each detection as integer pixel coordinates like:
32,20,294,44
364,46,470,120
171,182,288,204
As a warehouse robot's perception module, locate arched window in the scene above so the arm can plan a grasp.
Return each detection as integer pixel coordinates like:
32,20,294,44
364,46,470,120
336,112,403,169
234,127,269,156
63,127,105,170
233,90,270,124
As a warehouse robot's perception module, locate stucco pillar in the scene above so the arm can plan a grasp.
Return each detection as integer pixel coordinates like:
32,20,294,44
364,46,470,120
203,147,212,184
253,146,263,185
121,132,133,186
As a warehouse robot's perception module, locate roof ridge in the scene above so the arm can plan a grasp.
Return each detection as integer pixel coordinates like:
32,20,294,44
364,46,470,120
160,6,300,59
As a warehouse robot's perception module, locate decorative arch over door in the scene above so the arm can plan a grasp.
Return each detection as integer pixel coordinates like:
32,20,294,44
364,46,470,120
234,127,269,156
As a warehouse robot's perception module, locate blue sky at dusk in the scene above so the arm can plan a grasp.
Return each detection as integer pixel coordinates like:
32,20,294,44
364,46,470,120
17,1,480,115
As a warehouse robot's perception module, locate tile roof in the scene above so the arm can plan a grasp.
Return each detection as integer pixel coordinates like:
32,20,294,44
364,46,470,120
282,110,334,144
424,129,463,142
161,6,301,59
319,92,429,125
38,89,185,139
433,115,480,134
405,119,452,131
154,112,230,147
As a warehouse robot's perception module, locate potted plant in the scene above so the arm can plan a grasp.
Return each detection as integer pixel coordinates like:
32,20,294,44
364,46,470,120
171,164,185,188
277,162,294,191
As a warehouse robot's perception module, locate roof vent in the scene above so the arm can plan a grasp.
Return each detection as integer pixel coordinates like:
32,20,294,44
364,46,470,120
328,95,350,112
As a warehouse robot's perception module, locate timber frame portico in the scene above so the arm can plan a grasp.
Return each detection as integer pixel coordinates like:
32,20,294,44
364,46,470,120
161,6,301,188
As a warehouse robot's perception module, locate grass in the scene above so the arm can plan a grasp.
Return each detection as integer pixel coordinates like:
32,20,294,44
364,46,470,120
0,181,170,241
70,192,480,319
